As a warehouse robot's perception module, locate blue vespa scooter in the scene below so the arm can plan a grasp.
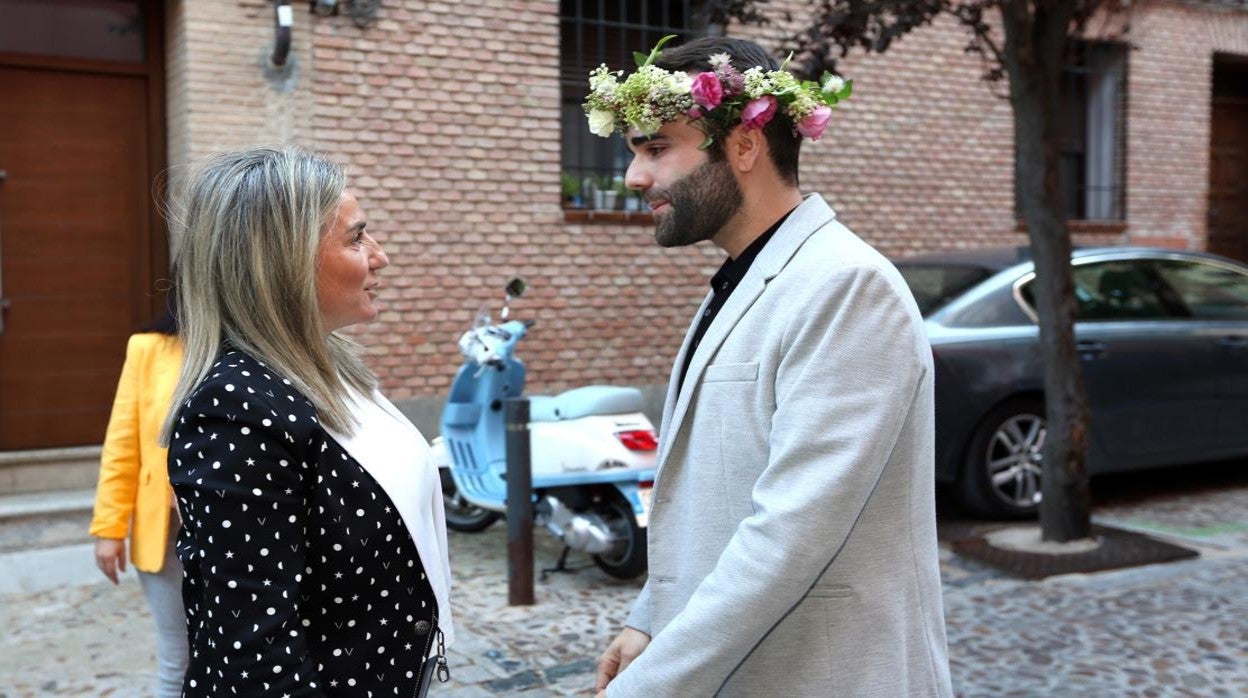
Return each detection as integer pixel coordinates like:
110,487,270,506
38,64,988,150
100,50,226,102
430,279,656,579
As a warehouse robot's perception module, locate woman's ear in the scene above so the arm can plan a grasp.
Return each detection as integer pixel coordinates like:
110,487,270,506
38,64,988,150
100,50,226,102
725,125,764,173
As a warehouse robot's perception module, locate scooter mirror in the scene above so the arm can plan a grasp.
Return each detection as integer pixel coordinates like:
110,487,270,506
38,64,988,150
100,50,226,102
505,277,527,299
473,306,491,329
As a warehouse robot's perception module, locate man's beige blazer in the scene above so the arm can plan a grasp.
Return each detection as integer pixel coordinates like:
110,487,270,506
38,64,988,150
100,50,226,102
609,194,953,697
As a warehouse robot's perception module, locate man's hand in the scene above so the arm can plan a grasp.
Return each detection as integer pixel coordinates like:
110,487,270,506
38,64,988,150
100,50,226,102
94,538,126,585
595,626,650,694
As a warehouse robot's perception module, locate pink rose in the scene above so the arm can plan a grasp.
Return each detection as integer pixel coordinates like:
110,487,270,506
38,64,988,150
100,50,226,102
796,105,833,140
740,95,778,130
690,72,724,110
720,70,745,98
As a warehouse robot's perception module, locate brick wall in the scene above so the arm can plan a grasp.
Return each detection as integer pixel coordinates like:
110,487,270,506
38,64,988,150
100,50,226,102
1124,0,1248,249
302,1,726,417
164,0,189,177
307,1,566,404
733,6,1020,258
166,0,314,171
524,8,1028,412
165,0,1248,430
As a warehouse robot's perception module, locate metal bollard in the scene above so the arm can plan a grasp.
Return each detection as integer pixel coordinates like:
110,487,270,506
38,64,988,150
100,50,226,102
504,398,535,605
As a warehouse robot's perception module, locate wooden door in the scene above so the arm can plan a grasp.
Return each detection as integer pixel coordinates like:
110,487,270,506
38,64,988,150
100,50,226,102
1208,93,1248,263
0,66,156,448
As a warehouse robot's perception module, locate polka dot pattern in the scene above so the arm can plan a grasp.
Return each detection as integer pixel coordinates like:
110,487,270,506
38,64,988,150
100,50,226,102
169,349,440,696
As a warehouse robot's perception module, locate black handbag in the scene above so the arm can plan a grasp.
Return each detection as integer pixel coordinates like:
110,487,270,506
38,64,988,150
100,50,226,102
416,655,437,697
417,628,450,697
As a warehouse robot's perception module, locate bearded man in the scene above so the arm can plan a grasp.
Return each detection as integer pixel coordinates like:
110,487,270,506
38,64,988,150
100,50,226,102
587,36,953,697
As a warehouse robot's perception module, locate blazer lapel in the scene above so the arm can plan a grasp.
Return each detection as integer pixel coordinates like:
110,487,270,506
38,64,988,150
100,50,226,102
656,277,764,476
655,194,837,475
656,292,712,467
326,391,456,645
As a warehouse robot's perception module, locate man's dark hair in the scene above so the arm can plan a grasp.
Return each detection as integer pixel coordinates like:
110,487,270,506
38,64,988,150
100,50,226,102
655,37,801,186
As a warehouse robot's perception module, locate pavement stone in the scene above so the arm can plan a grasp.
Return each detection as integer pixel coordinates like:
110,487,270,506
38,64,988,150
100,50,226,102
943,556,1248,697
1,468,1246,697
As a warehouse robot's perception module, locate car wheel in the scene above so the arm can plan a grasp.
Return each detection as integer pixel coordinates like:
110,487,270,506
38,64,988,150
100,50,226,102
958,398,1046,518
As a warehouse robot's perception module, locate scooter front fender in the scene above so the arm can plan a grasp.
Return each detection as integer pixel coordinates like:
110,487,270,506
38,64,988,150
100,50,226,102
432,437,508,512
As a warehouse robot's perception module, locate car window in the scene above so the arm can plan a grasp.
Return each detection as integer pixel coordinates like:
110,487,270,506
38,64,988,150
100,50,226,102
1151,259,1248,320
945,288,1033,327
1020,260,1183,321
897,265,992,317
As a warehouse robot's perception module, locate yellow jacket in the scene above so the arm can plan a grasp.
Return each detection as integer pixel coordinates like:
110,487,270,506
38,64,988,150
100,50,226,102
89,332,184,573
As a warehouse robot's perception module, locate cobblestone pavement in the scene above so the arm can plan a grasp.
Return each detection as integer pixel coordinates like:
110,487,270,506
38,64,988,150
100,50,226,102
2,463,1246,697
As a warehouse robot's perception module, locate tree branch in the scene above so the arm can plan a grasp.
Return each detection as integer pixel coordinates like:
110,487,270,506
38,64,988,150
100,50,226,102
945,0,1007,81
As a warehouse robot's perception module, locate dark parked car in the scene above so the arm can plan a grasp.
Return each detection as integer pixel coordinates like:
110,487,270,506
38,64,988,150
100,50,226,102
896,246,1248,518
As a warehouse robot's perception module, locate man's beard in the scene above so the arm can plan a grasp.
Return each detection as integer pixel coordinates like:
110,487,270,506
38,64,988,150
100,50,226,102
650,157,743,248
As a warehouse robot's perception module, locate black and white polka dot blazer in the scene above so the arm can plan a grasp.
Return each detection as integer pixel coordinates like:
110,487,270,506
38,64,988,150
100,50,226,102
168,348,442,697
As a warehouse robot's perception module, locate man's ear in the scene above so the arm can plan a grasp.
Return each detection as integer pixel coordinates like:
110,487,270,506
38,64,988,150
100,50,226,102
725,125,765,173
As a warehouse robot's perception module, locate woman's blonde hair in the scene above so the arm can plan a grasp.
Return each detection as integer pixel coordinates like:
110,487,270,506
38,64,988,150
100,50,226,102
159,145,375,445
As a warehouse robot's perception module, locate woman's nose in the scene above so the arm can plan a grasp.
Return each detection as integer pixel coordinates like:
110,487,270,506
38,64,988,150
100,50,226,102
368,236,389,269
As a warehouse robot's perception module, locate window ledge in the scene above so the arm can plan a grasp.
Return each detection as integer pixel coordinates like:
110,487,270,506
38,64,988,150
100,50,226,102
1014,220,1128,235
563,208,654,225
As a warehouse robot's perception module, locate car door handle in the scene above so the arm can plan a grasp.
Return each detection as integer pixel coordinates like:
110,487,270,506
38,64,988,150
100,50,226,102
1076,339,1107,360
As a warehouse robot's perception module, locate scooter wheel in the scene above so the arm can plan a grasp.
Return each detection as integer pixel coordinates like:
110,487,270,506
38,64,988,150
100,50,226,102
591,490,647,580
440,468,501,533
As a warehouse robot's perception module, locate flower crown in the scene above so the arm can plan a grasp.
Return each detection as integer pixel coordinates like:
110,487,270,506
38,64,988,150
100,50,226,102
583,35,852,145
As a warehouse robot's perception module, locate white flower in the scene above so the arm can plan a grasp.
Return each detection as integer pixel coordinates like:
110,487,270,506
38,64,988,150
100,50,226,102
587,109,616,138
668,71,693,94
708,53,732,69
742,67,767,99
787,91,818,121
822,75,845,94
589,65,620,96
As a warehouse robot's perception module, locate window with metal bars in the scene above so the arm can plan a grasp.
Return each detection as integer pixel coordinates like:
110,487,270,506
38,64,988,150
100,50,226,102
559,0,701,211
1017,40,1128,222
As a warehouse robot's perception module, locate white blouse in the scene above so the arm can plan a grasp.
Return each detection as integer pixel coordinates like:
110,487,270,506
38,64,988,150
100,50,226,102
327,387,455,646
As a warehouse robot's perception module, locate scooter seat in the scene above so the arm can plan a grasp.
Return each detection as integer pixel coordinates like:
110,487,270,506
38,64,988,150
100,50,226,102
528,385,645,422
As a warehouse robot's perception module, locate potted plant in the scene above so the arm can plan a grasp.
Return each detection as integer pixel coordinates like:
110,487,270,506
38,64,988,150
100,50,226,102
561,170,584,208
617,179,643,212
593,174,618,210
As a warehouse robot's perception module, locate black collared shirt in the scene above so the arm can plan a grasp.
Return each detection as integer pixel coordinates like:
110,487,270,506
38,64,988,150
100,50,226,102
677,208,795,393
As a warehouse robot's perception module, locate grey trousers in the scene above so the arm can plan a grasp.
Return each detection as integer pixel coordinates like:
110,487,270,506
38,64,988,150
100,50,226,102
136,527,188,698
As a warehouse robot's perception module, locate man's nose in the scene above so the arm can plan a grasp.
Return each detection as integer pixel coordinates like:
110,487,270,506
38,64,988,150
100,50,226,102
624,159,649,192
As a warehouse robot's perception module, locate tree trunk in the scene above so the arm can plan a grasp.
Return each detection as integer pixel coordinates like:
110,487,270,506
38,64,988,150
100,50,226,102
999,0,1092,541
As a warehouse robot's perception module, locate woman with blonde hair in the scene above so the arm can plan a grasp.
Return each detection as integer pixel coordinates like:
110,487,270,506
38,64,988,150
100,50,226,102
163,145,452,696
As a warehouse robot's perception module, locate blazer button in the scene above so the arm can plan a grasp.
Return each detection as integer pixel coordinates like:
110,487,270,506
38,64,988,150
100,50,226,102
414,620,431,636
